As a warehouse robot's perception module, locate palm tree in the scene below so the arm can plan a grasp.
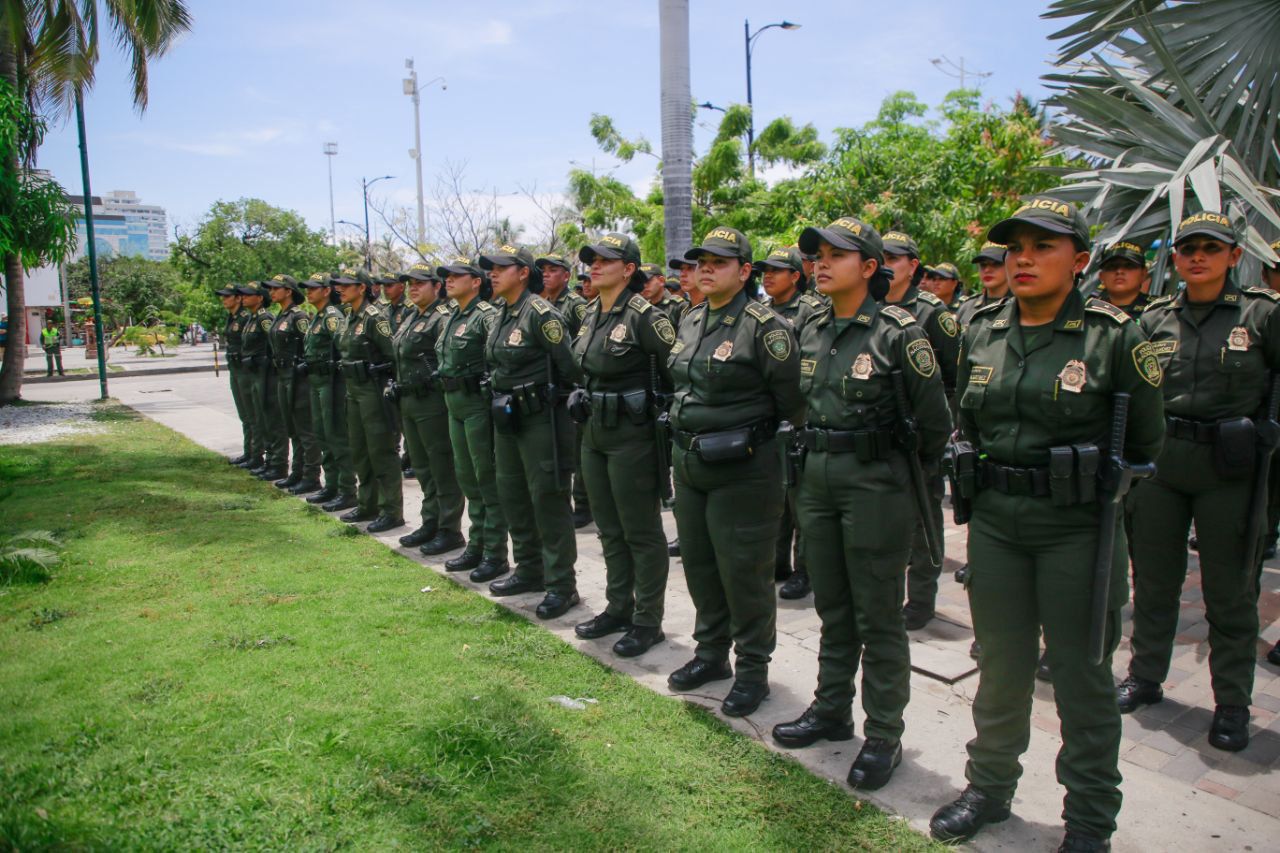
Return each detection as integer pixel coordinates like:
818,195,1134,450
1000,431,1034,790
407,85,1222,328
658,0,693,262
1041,0,1280,290
0,0,191,405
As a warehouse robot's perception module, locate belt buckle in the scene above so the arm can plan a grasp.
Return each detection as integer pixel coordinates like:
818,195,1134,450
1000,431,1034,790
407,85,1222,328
1008,468,1029,494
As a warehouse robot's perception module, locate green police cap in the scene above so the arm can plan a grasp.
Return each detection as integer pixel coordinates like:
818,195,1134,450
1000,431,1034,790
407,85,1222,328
330,268,361,285
971,241,1007,265
534,252,572,271
215,285,238,296
1173,211,1236,246
399,263,440,282
374,270,400,285
640,263,664,279
881,231,920,259
1100,241,1147,267
754,246,804,273
479,243,537,270
684,226,751,263
302,272,331,288
579,233,643,266
668,255,695,270
576,272,591,282
988,196,1090,247
233,283,259,296
267,273,303,297
932,262,960,280
798,216,885,265
437,255,482,278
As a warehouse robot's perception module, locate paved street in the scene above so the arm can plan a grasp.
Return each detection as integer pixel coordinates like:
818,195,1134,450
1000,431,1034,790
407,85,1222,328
25,372,1280,851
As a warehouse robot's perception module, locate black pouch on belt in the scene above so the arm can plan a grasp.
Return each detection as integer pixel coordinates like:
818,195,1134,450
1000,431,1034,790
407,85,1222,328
621,390,650,426
1074,443,1099,503
695,428,753,463
1049,446,1077,506
1213,417,1256,481
491,393,520,435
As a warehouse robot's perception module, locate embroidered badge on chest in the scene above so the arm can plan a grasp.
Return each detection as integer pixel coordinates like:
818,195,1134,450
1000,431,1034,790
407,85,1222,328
609,323,627,343
1227,326,1250,351
712,340,734,361
508,328,523,346
851,352,874,379
1058,359,1087,394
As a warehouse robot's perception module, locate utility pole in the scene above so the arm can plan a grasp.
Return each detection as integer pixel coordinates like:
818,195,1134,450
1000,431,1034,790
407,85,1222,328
323,142,338,244
930,55,992,90
403,61,445,254
360,176,394,270
744,18,801,180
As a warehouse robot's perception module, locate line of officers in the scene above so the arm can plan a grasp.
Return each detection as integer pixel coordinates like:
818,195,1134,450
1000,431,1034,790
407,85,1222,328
216,203,1280,853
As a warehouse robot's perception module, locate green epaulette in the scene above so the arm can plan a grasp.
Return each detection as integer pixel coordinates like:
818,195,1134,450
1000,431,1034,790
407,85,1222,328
1085,298,1130,324
918,290,945,307
799,292,825,309
882,305,916,327
629,294,652,313
530,296,551,315
745,302,774,323
1244,286,1280,302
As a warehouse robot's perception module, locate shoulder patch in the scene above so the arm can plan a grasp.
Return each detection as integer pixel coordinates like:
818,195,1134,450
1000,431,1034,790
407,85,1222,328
376,319,392,337
530,297,551,315
745,302,773,323
541,318,564,344
763,328,793,361
918,290,944,307
938,312,959,337
906,338,937,378
1244,286,1280,302
1132,340,1163,387
799,292,825,309
294,316,310,333
575,302,587,320
653,316,677,345
326,315,339,332
1085,298,1130,324
629,294,652,314
882,305,915,327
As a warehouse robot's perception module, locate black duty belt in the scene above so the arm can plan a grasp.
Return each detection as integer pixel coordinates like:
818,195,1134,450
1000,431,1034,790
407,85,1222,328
401,377,435,397
977,460,1052,497
1165,415,1218,443
225,353,243,366
437,374,484,393
304,358,334,376
797,426,894,459
672,418,776,452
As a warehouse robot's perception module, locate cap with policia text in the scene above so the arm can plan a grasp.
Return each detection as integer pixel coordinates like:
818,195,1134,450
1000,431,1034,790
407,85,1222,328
1100,241,1147,267
329,268,361,285
534,252,572,271
302,272,331,288
375,271,401,286
881,231,920,258
931,262,960,280
754,246,804,273
399,263,440,282
799,217,886,265
1174,211,1236,245
479,244,543,290
988,196,1090,247
668,255,695,270
436,255,482,278
215,284,239,296
640,263,664,279
267,273,303,297
579,232,642,266
971,241,1007,264
685,226,752,262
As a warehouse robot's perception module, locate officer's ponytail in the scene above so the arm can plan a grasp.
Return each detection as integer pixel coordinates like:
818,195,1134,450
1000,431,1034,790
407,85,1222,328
911,262,926,288
625,264,647,293
741,261,760,298
479,273,493,301
868,259,893,302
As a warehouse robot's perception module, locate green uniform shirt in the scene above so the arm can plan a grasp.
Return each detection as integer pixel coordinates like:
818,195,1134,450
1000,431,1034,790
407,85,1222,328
658,292,689,326
393,298,453,386
797,296,951,460
337,301,395,367
551,288,589,337
885,285,961,392
573,292,676,392
1099,290,1150,319
303,304,344,365
769,289,827,333
668,289,804,432
381,298,412,334
1139,279,1280,420
224,308,249,357
485,289,583,390
436,298,498,379
955,292,1009,330
240,307,275,360
267,304,312,368
957,289,1165,467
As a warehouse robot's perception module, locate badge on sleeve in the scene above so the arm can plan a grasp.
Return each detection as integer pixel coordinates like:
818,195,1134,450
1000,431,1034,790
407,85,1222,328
1058,359,1087,393
541,319,564,344
712,340,734,361
906,340,936,378
1132,342,1163,387
764,329,792,361
939,313,959,337
654,317,676,345
376,319,392,337
851,352,874,379
1227,326,1250,351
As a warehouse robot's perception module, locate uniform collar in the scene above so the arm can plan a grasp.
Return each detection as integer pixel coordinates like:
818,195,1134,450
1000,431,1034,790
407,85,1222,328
1171,277,1242,310
706,288,749,329
986,287,1086,335
814,293,880,329
886,284,920,306
500,288,531,314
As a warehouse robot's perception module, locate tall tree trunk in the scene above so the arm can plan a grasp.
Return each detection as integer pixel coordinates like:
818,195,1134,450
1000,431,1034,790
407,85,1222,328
0,36,26,406
659,0,693,263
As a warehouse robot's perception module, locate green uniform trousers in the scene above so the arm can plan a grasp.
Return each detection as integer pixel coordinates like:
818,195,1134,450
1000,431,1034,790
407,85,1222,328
571,424,590,513
445,390,507,560
249,367,287,470
1128,437,1259,707
580,418,669,627
308,372,355,495
775,435,806,574
966,489,1125,841
401,391,464,532
345,379,403,518
905,475,946,608
234,366,264,461
277,373,321,480
672,440,782,683
493,405,577,594
797,450,914,738
228,364,256,459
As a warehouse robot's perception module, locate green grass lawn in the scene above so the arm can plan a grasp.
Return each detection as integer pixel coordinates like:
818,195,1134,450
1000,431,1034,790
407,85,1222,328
0,403,936,850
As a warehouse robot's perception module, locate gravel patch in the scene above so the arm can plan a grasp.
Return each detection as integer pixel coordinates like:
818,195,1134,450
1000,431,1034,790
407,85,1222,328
0,402,103,445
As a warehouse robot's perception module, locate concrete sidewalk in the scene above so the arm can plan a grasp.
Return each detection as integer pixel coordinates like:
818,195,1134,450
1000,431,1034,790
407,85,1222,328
20,342,220,383
28,374,1280,852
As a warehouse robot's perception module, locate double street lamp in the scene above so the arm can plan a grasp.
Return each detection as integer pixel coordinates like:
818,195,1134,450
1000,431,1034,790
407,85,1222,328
358,175,394,270
744,18,800,179
402,60,445,252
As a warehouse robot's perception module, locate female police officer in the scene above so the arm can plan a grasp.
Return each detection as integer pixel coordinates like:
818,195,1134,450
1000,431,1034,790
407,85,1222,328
301,273,357,511
1118,212,1280,751
481,245,584,620
929,197,1164,851
664,226,804,718
769,217,949,792
569,233,676,658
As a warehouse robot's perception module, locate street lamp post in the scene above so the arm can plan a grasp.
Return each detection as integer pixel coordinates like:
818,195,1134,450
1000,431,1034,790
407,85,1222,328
323,142,338,244
744,18,800,180
360,175,394,270
73,87,108,401
402,60,445,253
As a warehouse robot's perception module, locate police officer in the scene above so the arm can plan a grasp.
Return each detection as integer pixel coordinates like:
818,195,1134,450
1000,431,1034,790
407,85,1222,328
266,274,322,494
435,256,509,583
301,273,357,511
482,244,584,619
535,252,593,529
1095,242,1151,318
1265,241,1280,668
665,226,804,717
218,285,257,467
881,232,960,630
332,269,404,532
378,271,412,332
40,322,63,376
928,262,965,310
670,254,704,308
756,246,826,599
391,264,466,554
929,197,1165,850
956,242,1010,330
570,233,676,657
1117,212,1280,752
771,217,949,792
238,282,288,481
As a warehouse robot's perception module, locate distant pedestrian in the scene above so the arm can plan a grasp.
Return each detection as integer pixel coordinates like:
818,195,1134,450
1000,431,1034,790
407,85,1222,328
40,324,64,376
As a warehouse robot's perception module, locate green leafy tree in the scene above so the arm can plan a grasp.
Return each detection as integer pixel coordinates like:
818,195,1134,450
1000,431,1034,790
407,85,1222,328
65,255,184,329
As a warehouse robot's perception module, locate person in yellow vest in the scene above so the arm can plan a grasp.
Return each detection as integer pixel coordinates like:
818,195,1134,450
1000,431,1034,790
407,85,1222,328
41,323,64,377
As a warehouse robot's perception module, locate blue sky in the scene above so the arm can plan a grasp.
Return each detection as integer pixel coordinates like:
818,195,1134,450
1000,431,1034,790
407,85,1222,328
37,0,1065,244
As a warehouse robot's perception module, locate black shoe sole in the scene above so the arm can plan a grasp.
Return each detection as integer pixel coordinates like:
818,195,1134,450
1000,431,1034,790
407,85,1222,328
722,687,770,718
469,564,508,583
847,748,902,791
772,723,855,749
929,808,1011,843
489,581,545,597
613,630,664,658
668,667,733,692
